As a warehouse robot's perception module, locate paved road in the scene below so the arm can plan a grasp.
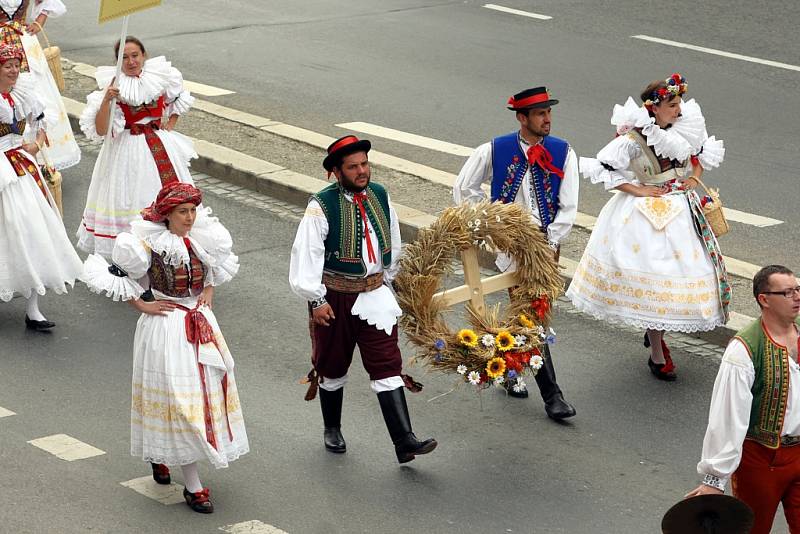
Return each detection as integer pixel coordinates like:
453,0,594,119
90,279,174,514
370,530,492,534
1,142,790,533
49,0,800,270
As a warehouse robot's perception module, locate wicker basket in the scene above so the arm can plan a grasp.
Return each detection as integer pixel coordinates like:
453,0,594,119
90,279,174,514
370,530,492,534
39,146,62,216
695,176,729,237
37,25,65,92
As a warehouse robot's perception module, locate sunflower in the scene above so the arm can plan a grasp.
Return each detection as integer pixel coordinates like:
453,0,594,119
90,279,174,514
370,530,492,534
457,329,478,348
495,331,515,352
486,357,506,379
519,313,534,328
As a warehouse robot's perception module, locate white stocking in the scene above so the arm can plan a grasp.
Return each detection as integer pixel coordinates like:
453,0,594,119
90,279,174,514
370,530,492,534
647,329,665,364
26,293,46,322
181,462,203,493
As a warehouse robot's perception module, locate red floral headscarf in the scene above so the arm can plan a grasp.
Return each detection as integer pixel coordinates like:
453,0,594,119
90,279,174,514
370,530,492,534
141,182,203,223
0,43,23,65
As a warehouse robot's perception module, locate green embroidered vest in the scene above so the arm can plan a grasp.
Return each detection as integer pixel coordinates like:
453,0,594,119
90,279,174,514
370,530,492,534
312,183,392,276
737,318,800,448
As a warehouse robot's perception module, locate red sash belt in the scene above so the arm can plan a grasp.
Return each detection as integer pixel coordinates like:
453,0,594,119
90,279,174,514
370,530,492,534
5,148,47,199
124,120,180,186
173,302,233,451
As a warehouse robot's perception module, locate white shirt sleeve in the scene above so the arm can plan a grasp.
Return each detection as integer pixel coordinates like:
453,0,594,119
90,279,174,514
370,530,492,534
32,0,66,19
384,196,402,283
454,142,491,204
546,147,579,244
289,199,328,302
696,339,755,490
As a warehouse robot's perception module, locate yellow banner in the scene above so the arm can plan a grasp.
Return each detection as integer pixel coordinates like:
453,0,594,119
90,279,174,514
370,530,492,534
98,0,162,23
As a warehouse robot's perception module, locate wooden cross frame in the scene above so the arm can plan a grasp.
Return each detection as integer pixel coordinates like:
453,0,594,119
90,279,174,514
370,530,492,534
431,246,518,317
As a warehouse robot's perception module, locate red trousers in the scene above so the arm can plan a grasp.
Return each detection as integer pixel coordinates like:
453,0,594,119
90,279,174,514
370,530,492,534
732,439,800,534
309,289,402,381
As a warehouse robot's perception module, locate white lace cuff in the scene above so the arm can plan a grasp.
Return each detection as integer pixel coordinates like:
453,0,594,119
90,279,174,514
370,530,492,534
167,90,194,116
83,254,145,301
579,157,635,190
696,136,725,170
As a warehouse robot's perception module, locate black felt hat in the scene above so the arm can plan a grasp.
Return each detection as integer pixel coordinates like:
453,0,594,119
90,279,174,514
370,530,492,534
661,494,754,534
323,135,372,172
507,86,559,111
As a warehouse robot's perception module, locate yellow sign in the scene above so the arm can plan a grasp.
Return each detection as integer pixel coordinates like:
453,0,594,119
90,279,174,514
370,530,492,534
98,0,162,23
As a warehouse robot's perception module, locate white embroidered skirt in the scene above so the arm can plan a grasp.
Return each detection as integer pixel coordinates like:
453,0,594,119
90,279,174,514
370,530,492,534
0,169,83,302
131,297,249,468
566,191,725,333
77,128,196,259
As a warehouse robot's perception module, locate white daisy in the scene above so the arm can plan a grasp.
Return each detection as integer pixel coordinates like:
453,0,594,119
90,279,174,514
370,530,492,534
514,334,527,347
481,334,495,347
494,376,505,386
467,371,481,385
530,355,544,370
456,364,468,375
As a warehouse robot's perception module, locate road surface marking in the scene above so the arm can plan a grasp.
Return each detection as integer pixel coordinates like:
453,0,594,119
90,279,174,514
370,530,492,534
120,476,186,505
722,207,782,227
483,4,552,20
27,434,106,461
66,60,235,96
0,406,15,418
220,520,290,534
631,35,800,73
337,122,473,157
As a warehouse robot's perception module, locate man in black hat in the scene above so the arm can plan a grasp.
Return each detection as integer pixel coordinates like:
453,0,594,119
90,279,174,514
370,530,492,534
289,135,437,463
453,87,579,420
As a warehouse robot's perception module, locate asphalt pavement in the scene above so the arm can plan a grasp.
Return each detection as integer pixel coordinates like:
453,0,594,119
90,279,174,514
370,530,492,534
0,141,790,533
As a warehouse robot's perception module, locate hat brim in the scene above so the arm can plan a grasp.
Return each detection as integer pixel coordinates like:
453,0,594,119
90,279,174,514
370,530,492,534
323,140,372,171
507,98,559,111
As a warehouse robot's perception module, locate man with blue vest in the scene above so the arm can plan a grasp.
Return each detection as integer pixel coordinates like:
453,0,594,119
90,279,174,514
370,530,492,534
454,87,579,420
289,135,437,464
689,265,800,534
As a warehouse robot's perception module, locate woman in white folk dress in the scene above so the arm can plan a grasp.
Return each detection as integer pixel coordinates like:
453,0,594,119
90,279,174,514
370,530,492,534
83,182,248,514
0,43,81,330
0,0,81,170
566,73,730,381
77,36,196,258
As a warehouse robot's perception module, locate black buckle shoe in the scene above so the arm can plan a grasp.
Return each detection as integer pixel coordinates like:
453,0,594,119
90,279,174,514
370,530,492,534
395,434,438,464
25,315,55,331
183,487,214,514
324,427,346,453
544,394,577,420
648,357,677,381
151,463,171,485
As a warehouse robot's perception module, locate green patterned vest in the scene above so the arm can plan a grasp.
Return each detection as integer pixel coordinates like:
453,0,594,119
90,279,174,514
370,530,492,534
737,318,800,448
312,183,392,276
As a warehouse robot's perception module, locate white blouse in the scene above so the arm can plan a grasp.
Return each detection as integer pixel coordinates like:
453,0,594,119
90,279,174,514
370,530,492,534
0,0,66,20
697,335,800,490
453,137,579,248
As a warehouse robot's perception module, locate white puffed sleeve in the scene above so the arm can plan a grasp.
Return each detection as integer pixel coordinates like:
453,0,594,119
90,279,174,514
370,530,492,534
32,0,67,19
80,90,125,142
384,196,402,283
289,199,328,302
695,135,725,170
189,208,239,286
83,233,150,301
164,67,194,116
579,135,640,190
454,142,491,204
696,339,754,491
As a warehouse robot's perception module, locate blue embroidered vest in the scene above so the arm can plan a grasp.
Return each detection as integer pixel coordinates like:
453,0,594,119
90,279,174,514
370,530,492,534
490,132,569,229
312,183,392,277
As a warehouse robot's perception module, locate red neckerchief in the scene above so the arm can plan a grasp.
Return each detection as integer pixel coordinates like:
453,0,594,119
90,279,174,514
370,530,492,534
526,143,564,178
352,192,377,264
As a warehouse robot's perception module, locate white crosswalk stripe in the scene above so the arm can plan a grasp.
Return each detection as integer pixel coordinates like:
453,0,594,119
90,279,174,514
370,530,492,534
220,520,290,534
0,406,16,418
27,434,106,461
120,476,186,505
483,4,552,20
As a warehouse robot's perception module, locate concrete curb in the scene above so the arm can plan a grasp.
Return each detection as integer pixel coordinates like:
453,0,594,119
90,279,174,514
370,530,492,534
62,96,751,345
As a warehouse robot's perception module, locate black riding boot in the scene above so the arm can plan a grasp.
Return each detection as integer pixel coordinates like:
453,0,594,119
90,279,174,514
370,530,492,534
319,387,346,453
377,388,437,463
534,345,576,420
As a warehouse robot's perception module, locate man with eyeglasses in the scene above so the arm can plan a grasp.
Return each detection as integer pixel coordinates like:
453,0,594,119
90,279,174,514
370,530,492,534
686,265,800,534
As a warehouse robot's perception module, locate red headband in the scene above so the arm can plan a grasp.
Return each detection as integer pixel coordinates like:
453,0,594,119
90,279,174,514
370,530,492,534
507,92,551,109
141,182,203,223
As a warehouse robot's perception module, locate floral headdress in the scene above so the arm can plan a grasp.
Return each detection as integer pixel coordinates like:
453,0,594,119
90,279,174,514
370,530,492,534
0,43,23,65
644,73,687,108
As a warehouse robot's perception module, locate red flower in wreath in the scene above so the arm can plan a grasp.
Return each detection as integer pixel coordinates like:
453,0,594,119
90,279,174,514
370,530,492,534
531,296,550,321
657,87,668,98
479,371,488,384
519,351,531,365
504,353,524,374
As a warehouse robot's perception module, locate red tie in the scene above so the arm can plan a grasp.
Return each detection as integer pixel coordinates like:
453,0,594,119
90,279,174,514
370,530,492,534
526,143,564,178
353,192,377,264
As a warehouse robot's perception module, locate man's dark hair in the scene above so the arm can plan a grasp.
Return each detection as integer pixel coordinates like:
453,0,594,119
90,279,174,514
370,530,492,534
753,264,794,306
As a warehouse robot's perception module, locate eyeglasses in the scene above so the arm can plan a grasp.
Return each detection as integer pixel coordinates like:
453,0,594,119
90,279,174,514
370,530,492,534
761,287,800,298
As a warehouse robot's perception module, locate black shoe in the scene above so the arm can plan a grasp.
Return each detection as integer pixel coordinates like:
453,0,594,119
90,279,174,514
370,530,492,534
151,463,171,485
503,377,529,399
648,357,677,381
183,488,213,514
377,388,437,464
319,387,346,453
544,394,577,420
25,315,55,331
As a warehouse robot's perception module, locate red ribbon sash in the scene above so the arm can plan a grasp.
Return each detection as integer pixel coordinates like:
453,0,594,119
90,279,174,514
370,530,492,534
526,144,564,178
352,192,377,264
